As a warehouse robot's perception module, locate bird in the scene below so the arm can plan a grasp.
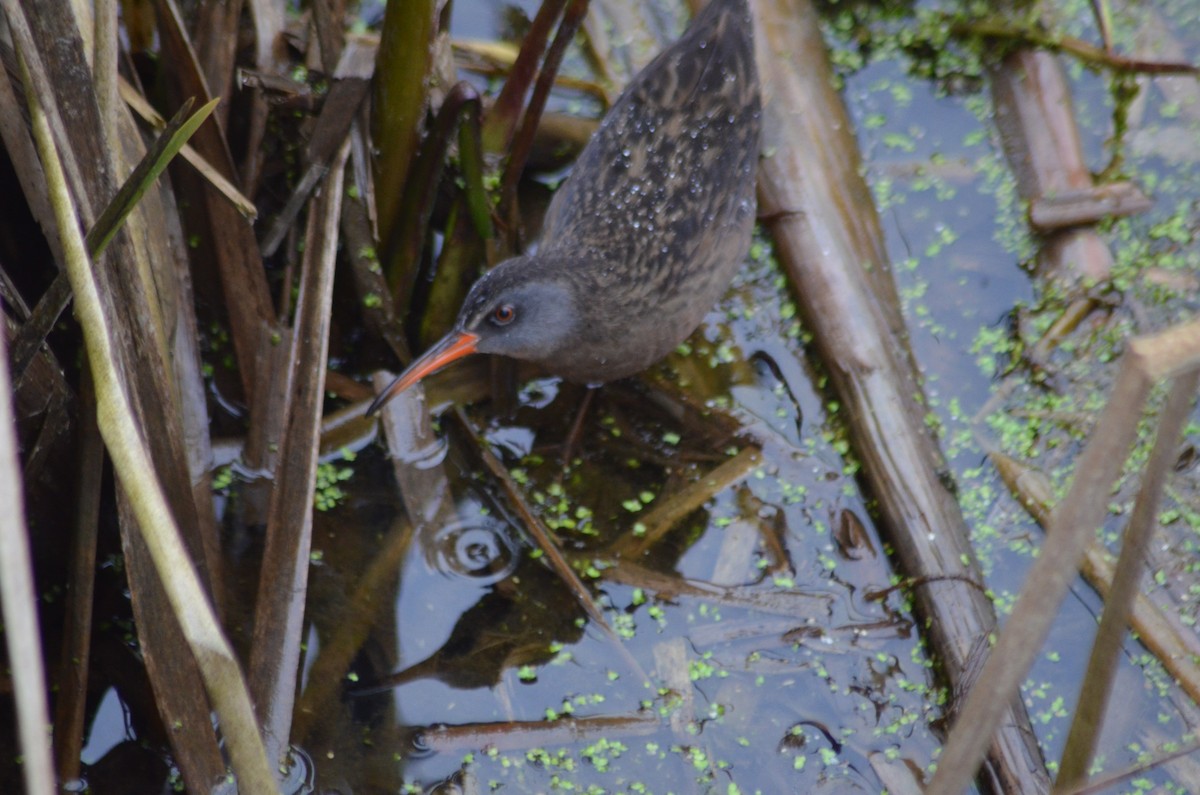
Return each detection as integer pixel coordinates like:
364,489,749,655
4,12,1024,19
368,0,760,415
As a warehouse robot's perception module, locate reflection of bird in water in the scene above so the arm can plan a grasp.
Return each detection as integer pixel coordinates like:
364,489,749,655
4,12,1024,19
352,565,585,693
369,0,760,413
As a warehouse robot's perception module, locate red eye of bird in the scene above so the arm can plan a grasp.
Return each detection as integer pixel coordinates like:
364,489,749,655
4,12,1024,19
492,304,516,325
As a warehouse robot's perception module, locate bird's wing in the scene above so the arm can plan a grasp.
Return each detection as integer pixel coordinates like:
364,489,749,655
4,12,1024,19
538,0,754,262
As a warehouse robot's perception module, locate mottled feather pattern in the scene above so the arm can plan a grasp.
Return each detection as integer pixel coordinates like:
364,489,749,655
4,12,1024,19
379,0,762,396
534,0,761,381
542,0,758,274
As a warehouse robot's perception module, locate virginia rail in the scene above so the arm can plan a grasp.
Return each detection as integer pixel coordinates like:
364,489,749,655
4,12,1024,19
368,0,761,414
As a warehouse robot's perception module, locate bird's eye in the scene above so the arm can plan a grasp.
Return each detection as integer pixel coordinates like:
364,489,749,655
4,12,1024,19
491,304,516,325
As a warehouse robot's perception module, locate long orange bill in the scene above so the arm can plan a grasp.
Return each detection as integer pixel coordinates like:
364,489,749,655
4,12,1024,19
366,330,480,416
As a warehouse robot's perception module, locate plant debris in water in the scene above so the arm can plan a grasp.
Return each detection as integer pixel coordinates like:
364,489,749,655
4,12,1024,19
3,0,1200,793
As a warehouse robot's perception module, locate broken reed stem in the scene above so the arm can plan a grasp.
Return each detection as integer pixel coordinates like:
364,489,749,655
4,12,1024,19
462,407,650,686
928,350,1154,794
293,517,414,745
610,446,761,560
52,372,104,783
20,46,279,795
0,298,55,795
419,713,660,754
94,0,118,146
1057,367,1200,787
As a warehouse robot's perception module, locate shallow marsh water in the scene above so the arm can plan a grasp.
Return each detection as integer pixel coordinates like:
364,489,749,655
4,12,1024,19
66,2,1200,793
298,3,1200,793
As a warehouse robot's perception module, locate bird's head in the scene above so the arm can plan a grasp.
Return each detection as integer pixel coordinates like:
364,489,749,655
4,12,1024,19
366,255,582,414
458,255,582,361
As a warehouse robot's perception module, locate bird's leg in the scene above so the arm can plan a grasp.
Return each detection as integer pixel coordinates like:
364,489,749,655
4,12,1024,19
557,385,597,472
